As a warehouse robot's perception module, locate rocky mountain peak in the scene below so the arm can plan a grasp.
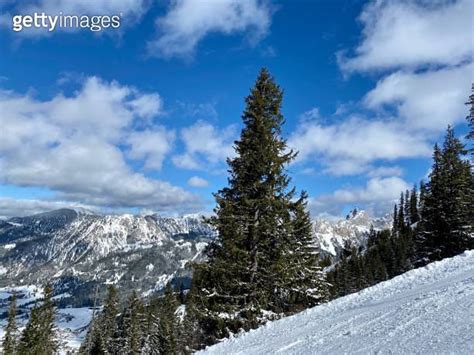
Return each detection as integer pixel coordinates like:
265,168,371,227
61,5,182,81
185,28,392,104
314,210,392,260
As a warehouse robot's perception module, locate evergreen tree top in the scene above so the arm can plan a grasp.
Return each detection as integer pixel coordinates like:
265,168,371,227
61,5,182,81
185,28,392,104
443,125,468,157
225,68,296,200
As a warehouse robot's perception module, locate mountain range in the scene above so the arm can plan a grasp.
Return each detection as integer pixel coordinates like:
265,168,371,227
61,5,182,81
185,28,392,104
0,208,390,305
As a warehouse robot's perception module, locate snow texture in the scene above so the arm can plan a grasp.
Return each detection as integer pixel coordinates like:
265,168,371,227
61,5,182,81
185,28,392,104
201,250,474,354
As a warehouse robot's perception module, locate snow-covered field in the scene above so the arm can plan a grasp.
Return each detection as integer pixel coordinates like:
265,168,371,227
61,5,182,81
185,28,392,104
201,250,474,354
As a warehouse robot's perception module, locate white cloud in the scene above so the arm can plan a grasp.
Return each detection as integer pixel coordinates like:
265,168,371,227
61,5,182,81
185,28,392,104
289,115,431,176
365,63,473,131
127,92,163,120
339,0,472,72
310,176,410,217
147,0,272,58
0,77,201,213
173,120,236,170
0,197,97,218
299,107,321,122
367,166,403,178
126,128,175,170
187,176,209,188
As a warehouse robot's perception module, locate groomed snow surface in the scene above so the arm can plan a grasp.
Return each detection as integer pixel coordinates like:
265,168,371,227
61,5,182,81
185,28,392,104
201,250,474,354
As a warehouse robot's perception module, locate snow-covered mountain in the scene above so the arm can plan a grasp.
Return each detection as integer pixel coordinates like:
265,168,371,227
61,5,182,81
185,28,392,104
0,209,215,303
313,209,392,262
0,208,388,306
200,250,474,354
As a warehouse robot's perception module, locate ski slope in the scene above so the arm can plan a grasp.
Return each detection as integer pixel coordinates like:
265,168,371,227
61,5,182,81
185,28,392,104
201,250,474,354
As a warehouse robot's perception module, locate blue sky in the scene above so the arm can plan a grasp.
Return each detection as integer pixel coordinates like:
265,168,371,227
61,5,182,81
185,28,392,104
0,0,472,218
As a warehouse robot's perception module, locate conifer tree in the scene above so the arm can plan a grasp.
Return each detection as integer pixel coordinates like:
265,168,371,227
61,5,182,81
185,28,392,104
392,204,398,235
418,180,426,215
191,68,327,345
101,285,119,353
397,193,405,232
117,291,145,354
416,145,443,264
80,285,119,354
156,284,179,355
178,287,202,353
18,302,41,355
465,83,474,157
404,190,410,225
18,284,58,355
409,185,419,225
41,284,58,354
3,293,18,355
278,192,328,311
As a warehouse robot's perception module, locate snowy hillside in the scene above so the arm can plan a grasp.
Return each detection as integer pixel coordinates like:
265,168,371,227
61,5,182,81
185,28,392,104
201,250,474,354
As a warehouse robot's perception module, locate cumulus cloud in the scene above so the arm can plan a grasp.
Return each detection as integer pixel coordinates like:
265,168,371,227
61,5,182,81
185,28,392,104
126,128,176,170
0,197,97,218
364,63,473,131
187,176,209,188
309,176,410,217
147,0,272,58
288,115,431,176
173,120,236,170
0,77,201,214
339,0,472,72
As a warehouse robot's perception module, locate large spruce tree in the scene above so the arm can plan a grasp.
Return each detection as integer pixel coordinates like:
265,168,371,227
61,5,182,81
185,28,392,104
191,68,327,346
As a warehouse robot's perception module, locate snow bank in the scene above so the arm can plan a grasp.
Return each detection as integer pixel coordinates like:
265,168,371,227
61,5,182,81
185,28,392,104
200,250,474,354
